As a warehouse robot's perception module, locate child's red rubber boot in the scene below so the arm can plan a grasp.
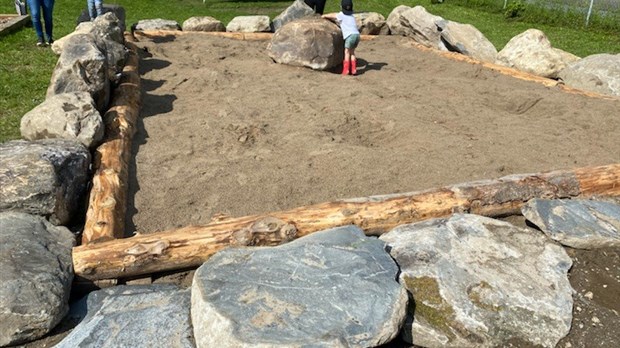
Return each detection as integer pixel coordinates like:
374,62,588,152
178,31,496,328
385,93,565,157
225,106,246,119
351,59,357,75
342,60,350,75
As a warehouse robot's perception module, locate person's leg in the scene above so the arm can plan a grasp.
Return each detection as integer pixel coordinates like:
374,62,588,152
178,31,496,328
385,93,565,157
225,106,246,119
41,0,54,43
94,0,104,17
87,0,95,20
26,0,44,43
349,35,360,75
315,0,326,15
342,48,351,75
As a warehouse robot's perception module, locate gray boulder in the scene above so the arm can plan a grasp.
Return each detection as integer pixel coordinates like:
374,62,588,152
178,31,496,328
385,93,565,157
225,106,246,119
182,16,226,32
191,225,408,348
495,29,580,79
76,4,126,33
386,5,445,50
0,139,90,225
20,92,104,148
56,285,195,348
267,18,344,71
380,214,573,348
355,12,390,35
272,0,316,32
47,33,110,113
437,20,497,63
226,15,271,33
0,212,74,347
522,198,620,249
135,18,181,31
558,53,620,97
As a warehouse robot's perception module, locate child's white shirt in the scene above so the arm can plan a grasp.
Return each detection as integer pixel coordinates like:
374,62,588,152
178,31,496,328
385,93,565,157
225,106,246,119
336,12,359,39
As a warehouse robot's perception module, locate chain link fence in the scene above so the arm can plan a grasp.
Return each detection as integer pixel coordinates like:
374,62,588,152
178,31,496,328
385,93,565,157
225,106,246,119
521,0,620,26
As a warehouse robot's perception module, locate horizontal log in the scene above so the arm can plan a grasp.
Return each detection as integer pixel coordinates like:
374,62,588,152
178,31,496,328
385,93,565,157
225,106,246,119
73,163,620,280
133,30,377,41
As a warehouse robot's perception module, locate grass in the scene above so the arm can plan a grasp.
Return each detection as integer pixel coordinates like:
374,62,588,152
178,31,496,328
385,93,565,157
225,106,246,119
1,0,619,143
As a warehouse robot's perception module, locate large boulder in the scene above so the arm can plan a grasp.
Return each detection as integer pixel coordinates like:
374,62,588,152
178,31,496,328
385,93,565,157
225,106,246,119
495,29,580,79
436,20,497,63
386,5,445,50
20,92,104,148
56,285,195,347
355,12,390,35
522,198,620,249
226,15,271,33
267,17,344,71
558,53,620,97
0,139,90,225
272,0,316,32
182,16,226,32
0,212,74,346
134,18,181,31
47,33,110,113
76,3,126,32
380,214,573,348
191,226,408,348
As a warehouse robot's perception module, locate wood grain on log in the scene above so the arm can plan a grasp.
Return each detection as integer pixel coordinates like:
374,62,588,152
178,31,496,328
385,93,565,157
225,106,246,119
82,42,142,244
73,163,620,280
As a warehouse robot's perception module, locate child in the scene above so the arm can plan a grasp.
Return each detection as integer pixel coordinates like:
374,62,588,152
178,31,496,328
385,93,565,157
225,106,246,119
87,0,103,20
322,0,360,75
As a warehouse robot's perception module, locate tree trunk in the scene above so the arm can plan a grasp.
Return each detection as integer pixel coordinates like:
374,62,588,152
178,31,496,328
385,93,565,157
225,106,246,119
73,163,620,280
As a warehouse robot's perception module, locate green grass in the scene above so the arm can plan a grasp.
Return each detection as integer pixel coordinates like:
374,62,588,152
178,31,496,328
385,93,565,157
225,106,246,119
1,0,619,142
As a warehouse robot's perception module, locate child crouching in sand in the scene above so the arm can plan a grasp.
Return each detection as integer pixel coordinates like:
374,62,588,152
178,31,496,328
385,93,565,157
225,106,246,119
322,0,360,75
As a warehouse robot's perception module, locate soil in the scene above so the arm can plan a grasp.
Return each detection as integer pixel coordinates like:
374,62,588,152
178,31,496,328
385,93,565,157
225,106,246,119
17,33,620,347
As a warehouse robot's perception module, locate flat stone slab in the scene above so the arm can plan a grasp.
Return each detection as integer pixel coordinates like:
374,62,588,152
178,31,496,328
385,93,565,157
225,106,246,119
191,225,408,348
522,198,620,249
0,15,30,36
55,285,195,347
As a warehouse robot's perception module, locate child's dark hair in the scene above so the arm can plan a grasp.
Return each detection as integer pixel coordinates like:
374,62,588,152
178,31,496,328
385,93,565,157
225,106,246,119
341,0,353,15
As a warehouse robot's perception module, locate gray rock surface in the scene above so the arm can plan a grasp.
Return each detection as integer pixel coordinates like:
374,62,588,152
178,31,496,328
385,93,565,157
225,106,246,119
355,12,389,35
135,18,181,31
56,285,195,348
437,20,497,63
267,18,344,71
20,92,104,148
386,5,445,50
182,16,226,32
558,53,620,97
0,212,75,346
272,0,315,32
226,15,272,33
191,225,407,348
0,139,90,225
522,198,620,249
380,214,573,348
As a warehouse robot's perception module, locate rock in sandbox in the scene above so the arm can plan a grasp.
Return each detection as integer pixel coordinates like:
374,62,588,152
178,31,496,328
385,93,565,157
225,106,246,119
386,5,445,50
558,53,620,97
226,15,271,33
0,139,90,225
182,16,226,32
134,18,181,31
495,28,580,79
522,198,620,249
267,18,344,71
55,285,194,348
436,20,497,63
380,214,573,348
191,225,407,348
272,0,316,32
0,212,74,347
76,3,127,33
20,92,104,148
355,12,390,35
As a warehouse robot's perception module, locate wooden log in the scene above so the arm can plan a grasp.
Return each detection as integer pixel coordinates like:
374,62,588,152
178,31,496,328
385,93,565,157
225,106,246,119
133,30,377,41
81,41,142,244
73,163,620,280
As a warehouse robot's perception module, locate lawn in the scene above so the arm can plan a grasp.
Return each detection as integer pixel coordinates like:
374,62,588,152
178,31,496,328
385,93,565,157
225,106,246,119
0,0,618,142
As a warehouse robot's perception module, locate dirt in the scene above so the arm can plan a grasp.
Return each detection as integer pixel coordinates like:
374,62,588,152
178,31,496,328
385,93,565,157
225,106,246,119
17,33,620,347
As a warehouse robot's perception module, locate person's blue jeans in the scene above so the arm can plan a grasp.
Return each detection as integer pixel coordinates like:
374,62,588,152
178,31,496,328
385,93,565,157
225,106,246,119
27,0,54,41
88,0,104,20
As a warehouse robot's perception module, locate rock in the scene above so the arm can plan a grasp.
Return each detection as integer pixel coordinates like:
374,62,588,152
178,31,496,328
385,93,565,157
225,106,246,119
267,17,344,71
0,139,90,225
76,3,126,33
380,214,573,348
55,285,195,347
436,20,497,63
182,16,226,32
386,5,445,50
272,0,316,32
522,198,620,249
47,33,110,113
51,21,93,55
558,53,620,97
226,15,271,33
495,29,580,79
355,12,390,35
135,18,181,31
20,92,104,148
0,212,74,347
191,225,407,348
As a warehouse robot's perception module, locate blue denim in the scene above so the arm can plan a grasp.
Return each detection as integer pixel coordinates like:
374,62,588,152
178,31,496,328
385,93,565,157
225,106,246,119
27,0,54,41
87,0,104,20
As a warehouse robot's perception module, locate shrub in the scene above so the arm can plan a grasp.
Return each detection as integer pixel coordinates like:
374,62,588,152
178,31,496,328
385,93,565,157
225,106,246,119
504,0,526,19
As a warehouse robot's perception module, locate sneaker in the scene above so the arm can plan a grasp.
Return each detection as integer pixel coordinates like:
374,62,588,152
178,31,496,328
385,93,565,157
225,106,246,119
36,38,46,47
48,38,54,45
